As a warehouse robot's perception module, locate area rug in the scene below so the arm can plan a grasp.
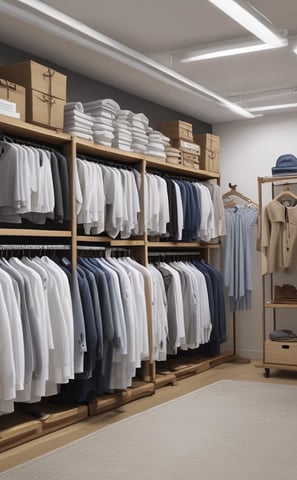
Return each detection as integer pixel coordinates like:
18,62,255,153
1,380,297,480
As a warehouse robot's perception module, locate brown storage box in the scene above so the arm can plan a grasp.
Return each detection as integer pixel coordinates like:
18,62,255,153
0,60,67,100
194,133,220,151
27,90,66,129
172,139,200,155
199,147,220,173
182,152,199,169
0,60,67,128
157,120,193,141
264,340,297,365
0,79,26,121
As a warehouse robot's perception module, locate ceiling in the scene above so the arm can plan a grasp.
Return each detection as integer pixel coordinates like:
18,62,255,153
0,0,297,124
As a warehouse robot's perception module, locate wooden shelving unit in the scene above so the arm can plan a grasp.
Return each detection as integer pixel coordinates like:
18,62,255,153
0,115,231,450
257,175,297,378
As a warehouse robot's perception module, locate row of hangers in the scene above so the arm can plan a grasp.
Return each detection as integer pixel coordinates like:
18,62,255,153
223,182,297,208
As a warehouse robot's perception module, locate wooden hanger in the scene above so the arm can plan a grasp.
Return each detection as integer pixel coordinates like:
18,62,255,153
223,183,259,208
274,187,297,202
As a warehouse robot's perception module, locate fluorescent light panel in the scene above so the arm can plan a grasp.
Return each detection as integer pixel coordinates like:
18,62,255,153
249,102,297,112
208,0,287,47
179,39,277,63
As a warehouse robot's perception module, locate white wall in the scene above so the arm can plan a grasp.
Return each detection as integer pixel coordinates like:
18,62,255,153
213,112,297,360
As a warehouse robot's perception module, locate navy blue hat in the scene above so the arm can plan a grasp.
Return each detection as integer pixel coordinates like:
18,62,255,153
272,154,297,176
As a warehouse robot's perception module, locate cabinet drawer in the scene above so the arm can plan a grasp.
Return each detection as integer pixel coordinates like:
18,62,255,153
265,340,297,365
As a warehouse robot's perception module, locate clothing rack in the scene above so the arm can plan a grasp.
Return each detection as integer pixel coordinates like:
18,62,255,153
223,183,259,364
77,245,133,258
146,168,203,183
0,134,62,152
148,250,202,257
0,244,71,250
76,153,134,171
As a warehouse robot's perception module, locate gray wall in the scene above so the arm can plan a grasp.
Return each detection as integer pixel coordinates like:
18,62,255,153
0,41,211,133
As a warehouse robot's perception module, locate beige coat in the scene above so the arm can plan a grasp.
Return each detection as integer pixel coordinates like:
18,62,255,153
260,199,297,274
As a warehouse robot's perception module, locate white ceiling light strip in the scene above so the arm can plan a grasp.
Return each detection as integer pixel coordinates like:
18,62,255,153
248,103,297,112
0,0,255,119
176,38,278,63
208,0,287,47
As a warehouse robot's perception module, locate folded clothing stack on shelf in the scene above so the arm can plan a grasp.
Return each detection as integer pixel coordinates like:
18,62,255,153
129,112,149,153
0,98,20,119
113,109,133,151
165,146,182,164
84,99,120,147
64,102,94,140
269,329,297,342
146,129,170,161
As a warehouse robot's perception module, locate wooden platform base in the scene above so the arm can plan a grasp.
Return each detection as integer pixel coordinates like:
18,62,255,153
88,380,155,416
156,352,235,382
0,352,234,453
0,402,88,453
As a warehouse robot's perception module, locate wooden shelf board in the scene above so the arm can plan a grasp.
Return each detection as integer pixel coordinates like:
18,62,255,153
147,241,220,248
76,235,145,246
146,156,220,178
264,302,297,309
75,138,143,163
0,115,71,145
0,229,72,237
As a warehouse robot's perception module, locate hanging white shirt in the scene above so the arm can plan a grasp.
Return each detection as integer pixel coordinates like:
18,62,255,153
0,268,24,393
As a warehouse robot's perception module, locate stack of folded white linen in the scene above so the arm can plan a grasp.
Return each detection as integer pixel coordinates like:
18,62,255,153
146,128,170,160
0,99,20,119
84,99,120,147
112,109,133,151
128,112,149,153
64,102,94,140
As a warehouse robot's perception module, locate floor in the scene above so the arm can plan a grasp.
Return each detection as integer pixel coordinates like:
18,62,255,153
1,360,297,473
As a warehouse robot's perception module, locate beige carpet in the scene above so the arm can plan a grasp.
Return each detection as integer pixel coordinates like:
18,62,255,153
1,380,297,480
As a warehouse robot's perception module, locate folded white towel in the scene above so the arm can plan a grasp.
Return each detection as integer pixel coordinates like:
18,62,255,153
84,98,120,113
64,110,93,122
92,125,114,134
112,142,131,151
94,131,114,140
64,102,84,112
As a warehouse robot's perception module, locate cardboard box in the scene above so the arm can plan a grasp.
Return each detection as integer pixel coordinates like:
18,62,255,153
0,78,26,121
264,340,297,365
194,133,220,173
172,139,200,155
199,147,220,173
182,152,199,169
157,120,193,141
194,133,220,152
27,90,65,129
0,60,67,100
0,60,67,129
